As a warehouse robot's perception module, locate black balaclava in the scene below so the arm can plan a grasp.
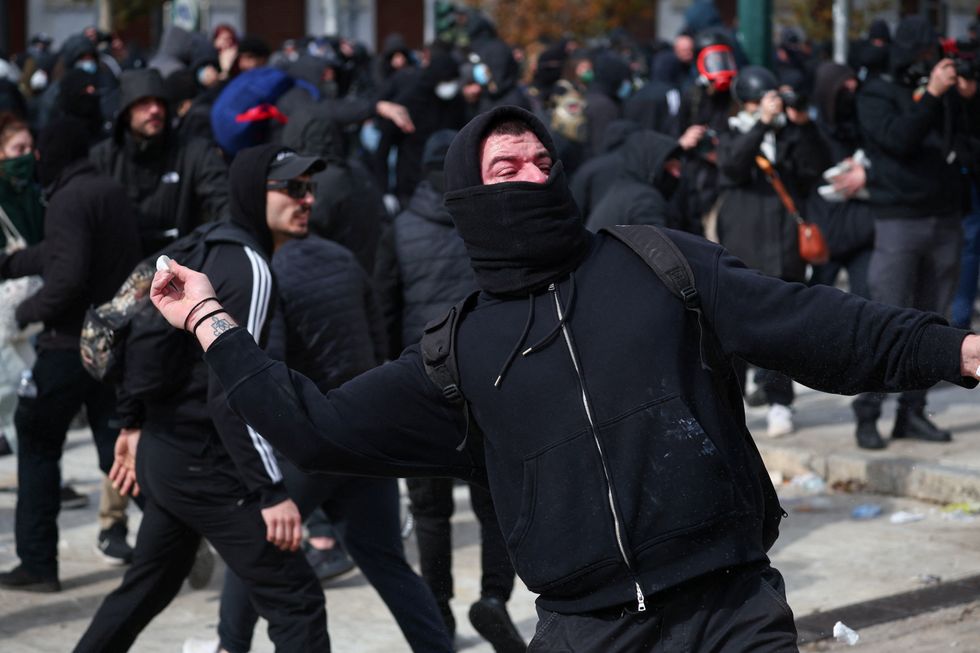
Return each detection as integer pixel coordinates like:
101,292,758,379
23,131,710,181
444,105,591,297
227,143,282,255
36,117,90,189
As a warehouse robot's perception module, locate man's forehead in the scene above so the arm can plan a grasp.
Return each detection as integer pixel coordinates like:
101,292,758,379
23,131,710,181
479,131,549,160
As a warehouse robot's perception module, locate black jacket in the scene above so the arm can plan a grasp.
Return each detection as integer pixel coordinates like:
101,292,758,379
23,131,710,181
119,145,292,509
716,117,831,280
0,160,141,351
376,179,478,356
856,76,980,218
204,228,975,614
273,236,385,390
90,71,229,254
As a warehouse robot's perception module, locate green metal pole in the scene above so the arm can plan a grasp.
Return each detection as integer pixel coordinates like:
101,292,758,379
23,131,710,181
737,0,773,67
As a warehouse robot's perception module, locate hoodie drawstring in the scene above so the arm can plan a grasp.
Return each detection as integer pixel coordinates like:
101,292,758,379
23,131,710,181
493,273,577,389
494,292,535,388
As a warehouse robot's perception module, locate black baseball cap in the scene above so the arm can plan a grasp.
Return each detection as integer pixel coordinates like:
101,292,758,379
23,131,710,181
267,149,326,180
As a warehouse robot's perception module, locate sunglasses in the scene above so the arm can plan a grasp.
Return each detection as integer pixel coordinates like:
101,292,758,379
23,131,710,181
266,179,316,199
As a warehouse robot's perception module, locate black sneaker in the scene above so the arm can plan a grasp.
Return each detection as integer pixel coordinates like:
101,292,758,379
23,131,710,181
468,597,526,653
60,485,90,510
0,565,61,593
855,420,886,450
892,411,952,443
96,523,134,565
187,539,215,589
0,432,12,457
304,541,356,582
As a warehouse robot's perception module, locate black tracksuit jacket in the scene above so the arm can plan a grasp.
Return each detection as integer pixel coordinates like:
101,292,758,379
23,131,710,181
202,229,974,614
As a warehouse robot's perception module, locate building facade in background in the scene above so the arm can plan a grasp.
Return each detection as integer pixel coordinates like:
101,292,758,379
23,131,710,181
2,0,978,65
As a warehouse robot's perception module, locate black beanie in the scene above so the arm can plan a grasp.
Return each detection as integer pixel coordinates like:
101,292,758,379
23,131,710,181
37,117,90,188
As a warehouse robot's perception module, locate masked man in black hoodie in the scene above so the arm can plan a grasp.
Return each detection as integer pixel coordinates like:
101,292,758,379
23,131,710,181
148,106,980,652
91,68,230,255
73,145,329,653
0,118,141,592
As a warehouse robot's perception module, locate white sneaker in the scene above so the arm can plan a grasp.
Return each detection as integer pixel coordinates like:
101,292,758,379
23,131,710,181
182,638,219,653
767,404,794,438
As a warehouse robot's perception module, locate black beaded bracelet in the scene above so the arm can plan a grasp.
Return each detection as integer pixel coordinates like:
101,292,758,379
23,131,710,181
182,296,220,332
192,308,229,336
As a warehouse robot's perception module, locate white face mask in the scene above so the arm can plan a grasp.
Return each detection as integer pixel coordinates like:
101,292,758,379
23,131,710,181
435,81,460,100
75,59,98,75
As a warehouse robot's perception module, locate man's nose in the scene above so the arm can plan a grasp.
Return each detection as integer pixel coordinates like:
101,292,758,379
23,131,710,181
518,163,548,184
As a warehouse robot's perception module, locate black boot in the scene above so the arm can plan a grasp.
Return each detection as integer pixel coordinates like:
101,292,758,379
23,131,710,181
892,410,952,442
469,597,525,653
855,419,886,450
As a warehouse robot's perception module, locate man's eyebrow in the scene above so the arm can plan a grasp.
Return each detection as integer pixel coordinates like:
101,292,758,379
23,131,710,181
486,150,553,169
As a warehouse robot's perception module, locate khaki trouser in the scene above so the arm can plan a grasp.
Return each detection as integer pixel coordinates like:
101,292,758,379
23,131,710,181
99,474,128,531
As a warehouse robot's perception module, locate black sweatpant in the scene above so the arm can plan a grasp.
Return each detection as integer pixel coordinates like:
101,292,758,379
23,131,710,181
527,564,798,652
407,477,516,604
14,348,118,580
218,460,452,653
74,433,328,653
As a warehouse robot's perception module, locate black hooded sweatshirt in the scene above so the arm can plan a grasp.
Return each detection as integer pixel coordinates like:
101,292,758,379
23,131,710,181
118,143,289,509
90,68,230,254
202,105,976,615
586,130,682,232
569,118,641,219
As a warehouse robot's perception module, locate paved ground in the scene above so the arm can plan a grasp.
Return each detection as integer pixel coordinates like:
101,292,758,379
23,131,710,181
1,379,980,651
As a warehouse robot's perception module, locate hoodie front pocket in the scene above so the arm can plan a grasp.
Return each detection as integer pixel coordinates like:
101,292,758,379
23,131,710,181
508,430,623,595
601,395,737,553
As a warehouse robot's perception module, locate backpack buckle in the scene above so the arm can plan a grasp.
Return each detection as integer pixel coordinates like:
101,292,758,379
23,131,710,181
442,383,463,405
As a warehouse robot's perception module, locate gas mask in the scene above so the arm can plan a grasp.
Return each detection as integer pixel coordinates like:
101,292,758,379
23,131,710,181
696,45,737,92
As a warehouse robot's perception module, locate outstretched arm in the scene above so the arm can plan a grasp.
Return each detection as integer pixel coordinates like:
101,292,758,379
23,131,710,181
150,260,483,481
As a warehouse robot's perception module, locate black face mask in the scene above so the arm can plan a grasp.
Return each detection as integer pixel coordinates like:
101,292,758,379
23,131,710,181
834,89,856,122
445,160,592,296
655,171,681,201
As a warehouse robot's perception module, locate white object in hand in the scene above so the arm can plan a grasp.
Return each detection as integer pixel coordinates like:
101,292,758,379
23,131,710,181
156,254,173,272
833,621,859,646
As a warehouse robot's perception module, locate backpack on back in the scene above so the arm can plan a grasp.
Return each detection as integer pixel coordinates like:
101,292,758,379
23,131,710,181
210,67,296,156
80,222,248,383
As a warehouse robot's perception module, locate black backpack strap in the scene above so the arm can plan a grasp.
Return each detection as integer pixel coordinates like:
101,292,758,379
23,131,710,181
600,225,714,371
420,291,480,407
600,225,700,310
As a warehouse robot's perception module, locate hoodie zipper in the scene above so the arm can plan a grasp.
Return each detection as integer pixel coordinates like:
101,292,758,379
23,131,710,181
549,283,646,613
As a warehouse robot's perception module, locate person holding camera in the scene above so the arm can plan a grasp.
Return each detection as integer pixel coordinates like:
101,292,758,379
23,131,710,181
716,66,832,437
851,16,980,450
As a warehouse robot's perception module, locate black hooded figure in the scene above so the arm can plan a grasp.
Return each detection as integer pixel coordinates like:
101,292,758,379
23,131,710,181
188,103,980,652
377,49,467,204
471,38,532,113
282,106,388,271
586,130,684,233
73,142,334,651
90,68,230,254
584,51,632,157
0,117,140,596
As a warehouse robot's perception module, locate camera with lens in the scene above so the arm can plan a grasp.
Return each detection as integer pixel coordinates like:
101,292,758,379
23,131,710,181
778,89,808,111
695,127,718,155
943,38,979,81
